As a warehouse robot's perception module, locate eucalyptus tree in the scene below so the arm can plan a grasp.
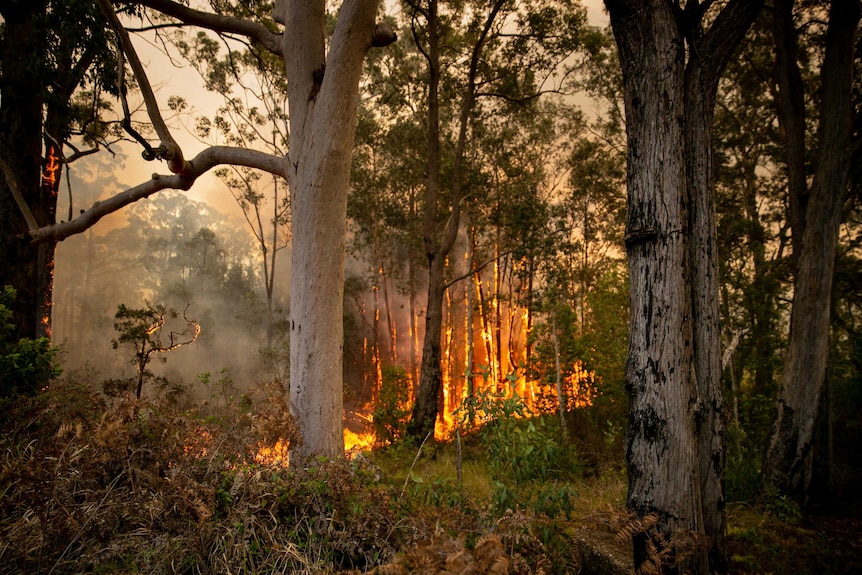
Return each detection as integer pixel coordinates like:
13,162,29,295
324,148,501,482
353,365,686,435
23,0,396,460
764,0,860,503
405,0,598,440
602,0,764,572
0,0,124,352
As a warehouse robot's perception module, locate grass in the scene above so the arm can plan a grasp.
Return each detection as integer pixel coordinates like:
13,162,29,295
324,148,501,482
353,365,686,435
0,377,859,574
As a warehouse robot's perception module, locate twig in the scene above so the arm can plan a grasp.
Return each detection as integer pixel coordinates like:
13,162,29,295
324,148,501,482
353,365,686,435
401,431,433,498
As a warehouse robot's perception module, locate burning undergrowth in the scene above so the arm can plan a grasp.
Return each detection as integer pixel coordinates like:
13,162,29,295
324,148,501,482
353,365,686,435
0,375,584,574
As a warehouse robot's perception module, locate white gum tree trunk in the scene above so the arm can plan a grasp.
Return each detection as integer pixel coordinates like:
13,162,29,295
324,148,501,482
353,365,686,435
279,0,388,460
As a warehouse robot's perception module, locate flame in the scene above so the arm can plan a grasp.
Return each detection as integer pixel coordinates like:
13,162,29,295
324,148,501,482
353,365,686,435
255,439,289,466
344,428,375,452
42,146,60,189
253,428,376,467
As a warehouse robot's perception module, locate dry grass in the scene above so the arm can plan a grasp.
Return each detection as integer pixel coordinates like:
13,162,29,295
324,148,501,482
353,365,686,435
6,377,854,575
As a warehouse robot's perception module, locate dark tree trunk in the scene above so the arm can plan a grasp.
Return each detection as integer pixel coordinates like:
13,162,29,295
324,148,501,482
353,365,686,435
764,0,860,503
408,254,446,439
0,1,53,346
773,0,810,264
685,2,765,569
605,0,763,572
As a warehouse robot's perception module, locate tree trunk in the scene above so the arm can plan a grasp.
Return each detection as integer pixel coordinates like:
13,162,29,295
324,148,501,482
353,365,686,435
605,0,763,571
764,0,859,502
282,0,381,460
408,254,446,439
773,0,809,264
611,5,706,571
0,0,52,350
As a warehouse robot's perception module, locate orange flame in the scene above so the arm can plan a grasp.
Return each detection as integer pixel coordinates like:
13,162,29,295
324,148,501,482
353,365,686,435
42,146,60,189
344,428,375,452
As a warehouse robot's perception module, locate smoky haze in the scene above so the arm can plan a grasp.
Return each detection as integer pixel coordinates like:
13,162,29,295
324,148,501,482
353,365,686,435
52,147,293,402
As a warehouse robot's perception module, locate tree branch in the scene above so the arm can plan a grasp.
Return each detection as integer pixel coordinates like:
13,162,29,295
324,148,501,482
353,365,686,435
135,0,283,56
0,157,39,231
444,249,514,290
28,146,285,244
98,0,191,175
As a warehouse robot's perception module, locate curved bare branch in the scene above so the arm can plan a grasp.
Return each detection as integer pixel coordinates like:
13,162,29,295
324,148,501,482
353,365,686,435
99,0,192,175
135,0,283,56
29,146,285,244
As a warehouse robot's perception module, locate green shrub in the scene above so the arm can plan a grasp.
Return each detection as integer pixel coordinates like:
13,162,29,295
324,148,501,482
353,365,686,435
372,365,411,445
0,286,61,397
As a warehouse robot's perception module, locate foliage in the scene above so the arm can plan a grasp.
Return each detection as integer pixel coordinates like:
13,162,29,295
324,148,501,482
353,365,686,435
112,302,200,399
455,388,581,522
0,286,61,397
372,365,412,445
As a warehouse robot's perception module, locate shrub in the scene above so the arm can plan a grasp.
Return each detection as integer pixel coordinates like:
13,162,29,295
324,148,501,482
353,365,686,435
0,286,61,397
372,365,411,445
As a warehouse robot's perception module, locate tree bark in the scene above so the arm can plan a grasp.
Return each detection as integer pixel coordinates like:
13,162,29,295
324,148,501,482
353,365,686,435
773,0,810,264
282,0,383,460
764,0,860,502
0,0,51,345
407,254,446,439
611,4,706,570
685,2,765,569
605,0,762,572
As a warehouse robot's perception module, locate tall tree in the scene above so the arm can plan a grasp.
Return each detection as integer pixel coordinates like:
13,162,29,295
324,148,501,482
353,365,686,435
23,0,395,460
603,0,763,572
764,0,860,503
406,0,591,439
0,0,120,352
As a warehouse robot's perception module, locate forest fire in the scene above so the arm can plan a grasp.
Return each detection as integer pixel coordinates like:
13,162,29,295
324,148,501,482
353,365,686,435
344,428,375,452
255,439,289,466
42,145,60,189
253,428,377,467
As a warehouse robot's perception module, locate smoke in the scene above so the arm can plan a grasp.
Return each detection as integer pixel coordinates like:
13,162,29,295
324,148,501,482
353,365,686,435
53,150,291,402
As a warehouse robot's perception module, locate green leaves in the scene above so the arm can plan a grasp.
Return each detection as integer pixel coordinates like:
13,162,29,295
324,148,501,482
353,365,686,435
0,286,61,397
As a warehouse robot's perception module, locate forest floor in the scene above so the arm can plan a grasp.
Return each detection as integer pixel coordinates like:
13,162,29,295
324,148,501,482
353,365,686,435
1,378,860,574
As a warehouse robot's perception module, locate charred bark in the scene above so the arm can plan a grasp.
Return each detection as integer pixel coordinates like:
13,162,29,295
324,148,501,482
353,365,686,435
0,1,51,346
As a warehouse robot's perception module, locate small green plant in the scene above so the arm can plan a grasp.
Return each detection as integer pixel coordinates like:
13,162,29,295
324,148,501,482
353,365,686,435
0,286,61,397
457,388,572,484
198,368,238,407
372,365,411,445
112,302,200,399
766,493,802,522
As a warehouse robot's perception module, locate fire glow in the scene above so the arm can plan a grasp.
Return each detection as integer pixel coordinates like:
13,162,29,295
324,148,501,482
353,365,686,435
42,146,60,189
253,428,377,467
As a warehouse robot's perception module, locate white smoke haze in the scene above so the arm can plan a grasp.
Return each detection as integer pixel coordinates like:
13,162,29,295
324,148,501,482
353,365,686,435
52,149,291,403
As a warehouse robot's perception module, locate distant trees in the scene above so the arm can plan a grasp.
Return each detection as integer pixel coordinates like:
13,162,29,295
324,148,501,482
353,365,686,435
403,0,599,440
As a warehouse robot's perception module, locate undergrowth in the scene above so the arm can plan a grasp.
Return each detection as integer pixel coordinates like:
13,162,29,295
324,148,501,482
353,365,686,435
2,374,856,574
0,375,589,574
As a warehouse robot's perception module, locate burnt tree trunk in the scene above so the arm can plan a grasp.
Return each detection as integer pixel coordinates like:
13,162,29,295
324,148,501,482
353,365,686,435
764,0,860,503
605,0,763,572
0,0,52,349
